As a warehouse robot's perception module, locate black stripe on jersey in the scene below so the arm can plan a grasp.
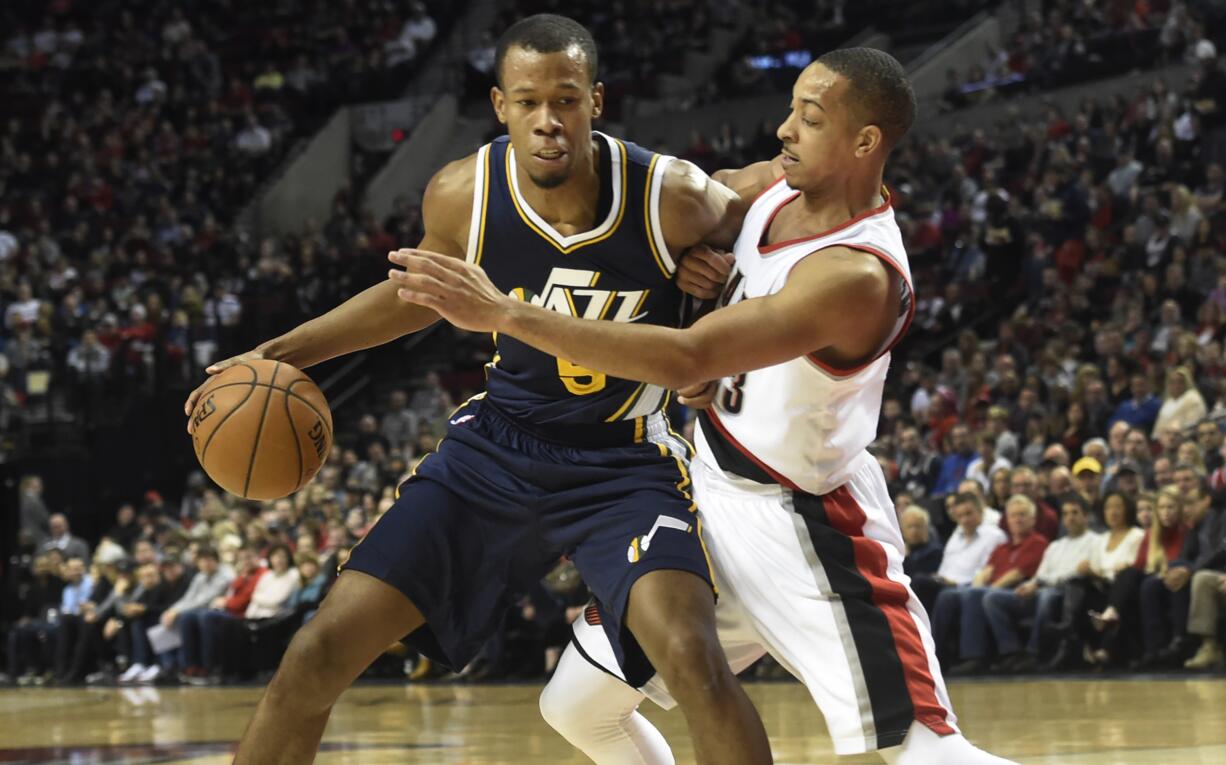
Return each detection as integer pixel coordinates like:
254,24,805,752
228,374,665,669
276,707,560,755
696,410,776,485
792,491,915,749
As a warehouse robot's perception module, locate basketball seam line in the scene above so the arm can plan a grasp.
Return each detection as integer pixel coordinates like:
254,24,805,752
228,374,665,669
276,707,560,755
284,377,306,494
199,362,260,466
192,381,333,439
242,361,281,498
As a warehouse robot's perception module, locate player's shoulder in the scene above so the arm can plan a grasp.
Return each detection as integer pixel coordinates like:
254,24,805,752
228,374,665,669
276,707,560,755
421,153,481,250
786,245,893,301
423,153,478,211
713,157,784,201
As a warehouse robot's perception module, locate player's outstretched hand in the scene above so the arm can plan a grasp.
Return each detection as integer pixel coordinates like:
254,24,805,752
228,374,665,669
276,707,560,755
183,348,266,433
677,380,718,410
677,244,734,300
388,249,508,333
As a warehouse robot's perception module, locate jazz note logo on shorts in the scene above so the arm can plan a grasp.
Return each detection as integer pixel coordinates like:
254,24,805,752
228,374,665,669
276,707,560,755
627,515,693,563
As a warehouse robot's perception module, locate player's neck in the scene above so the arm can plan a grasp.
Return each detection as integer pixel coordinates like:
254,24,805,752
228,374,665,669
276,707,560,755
795,169,884,231
513,138,602,230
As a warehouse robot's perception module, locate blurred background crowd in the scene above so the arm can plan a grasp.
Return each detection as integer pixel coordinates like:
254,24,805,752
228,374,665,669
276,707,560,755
3,0,1226,687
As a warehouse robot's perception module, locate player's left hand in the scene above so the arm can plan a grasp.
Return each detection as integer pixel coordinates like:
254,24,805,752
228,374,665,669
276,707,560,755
677,380,718,409
388,249,509,333
677,244,734,299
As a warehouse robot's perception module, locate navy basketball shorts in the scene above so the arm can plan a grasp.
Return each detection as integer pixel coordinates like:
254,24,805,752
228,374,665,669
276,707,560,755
342,395,713,676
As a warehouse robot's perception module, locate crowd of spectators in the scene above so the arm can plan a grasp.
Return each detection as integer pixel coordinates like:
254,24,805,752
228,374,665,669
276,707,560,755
4,357,585,685
0,0,456,454
874,47,1226,673
465,0,748,119
941,0,1222,108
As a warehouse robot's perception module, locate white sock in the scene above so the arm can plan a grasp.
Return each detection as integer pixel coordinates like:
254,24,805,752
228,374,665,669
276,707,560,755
539,645,676,765
879,720,1019,765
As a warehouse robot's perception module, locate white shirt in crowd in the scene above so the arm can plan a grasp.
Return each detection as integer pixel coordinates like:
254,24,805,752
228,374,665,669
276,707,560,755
1033,530,1103,586
5,298,41,328
245,568,301,619
236,123,272,155
937,522,1008,586
1088,527,1146,582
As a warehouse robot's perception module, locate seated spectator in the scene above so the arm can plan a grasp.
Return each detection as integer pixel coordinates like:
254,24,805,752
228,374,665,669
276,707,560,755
45,558,95,682
1087,487,1190,669
159,546,234,677
202,544,297,681
1184,495,1226,670
182,546,265,684
115,562,177,684
380,389,421,453
934,494,1048,674
39,514,90,561
896,425,940,499
1057,492,1144,667
4,554,65,684
1072,457,1103,514
901,506,943,577
1006,466,1061,540
1151,367,1207,440
966,430,1012,493
912,492,1007,614
67,559,136,684
982,494,1101,672
1109,373,1161,432
956,478,1002,528
932,424,975,497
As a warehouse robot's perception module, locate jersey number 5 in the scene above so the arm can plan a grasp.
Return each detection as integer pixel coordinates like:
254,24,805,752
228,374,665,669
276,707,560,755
721,373,747,414
557,358,607,396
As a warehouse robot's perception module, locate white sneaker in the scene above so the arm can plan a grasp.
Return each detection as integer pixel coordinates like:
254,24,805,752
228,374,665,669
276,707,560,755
136,664,161,684
118,663,146,684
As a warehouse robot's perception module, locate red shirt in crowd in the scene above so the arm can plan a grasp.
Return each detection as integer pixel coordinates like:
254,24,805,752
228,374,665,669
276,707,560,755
1133,525,1187,572
987,532,1049,581
223,566,267,617
999,501,1060,541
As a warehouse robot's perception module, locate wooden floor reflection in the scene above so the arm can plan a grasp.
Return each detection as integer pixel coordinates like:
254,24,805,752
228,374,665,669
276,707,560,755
1,677,1223,763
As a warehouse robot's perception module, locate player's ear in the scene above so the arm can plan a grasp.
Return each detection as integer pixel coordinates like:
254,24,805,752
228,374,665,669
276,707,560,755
491,86,507,125
591,81,605,120
855,125,883,158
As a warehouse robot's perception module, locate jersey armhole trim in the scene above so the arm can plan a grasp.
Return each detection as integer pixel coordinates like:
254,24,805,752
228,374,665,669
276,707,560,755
804,242,915,378
646,154,676,277
465,144,491,264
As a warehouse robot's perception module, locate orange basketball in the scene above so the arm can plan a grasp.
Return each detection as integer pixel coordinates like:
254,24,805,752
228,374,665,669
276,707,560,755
189,359,333,500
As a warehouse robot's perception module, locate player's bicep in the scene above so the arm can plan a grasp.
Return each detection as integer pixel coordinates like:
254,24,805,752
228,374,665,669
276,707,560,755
658,160,744,252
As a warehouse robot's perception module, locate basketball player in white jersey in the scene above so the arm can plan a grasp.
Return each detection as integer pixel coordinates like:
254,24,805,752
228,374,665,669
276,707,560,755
389,49,1014,764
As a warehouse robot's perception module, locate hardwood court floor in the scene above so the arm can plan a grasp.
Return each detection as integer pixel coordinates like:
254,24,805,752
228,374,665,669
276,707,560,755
1,678,1223,763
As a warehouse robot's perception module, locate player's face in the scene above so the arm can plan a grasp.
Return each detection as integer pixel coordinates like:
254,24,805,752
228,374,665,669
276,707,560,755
492,45,604,189
775,64,879,191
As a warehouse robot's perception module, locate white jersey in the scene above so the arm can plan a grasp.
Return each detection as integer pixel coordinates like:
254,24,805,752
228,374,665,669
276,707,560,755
695,176,915,496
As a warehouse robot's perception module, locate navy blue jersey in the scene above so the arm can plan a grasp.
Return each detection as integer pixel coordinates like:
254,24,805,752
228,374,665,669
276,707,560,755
465,132,684,443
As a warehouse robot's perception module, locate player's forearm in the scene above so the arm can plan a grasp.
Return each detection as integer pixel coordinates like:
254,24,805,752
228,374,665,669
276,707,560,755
260,280,437,369
499,300,703,390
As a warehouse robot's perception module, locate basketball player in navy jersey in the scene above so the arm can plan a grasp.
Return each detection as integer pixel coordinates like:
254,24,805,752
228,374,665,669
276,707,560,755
391,49,1016,764
184,14,773,765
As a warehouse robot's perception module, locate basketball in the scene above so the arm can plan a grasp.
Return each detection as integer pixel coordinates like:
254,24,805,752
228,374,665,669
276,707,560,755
189,359,333,500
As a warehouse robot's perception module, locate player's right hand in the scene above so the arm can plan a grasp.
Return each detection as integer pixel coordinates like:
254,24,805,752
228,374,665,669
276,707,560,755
677,380,718,410
184,348,266,433
677,244,734,300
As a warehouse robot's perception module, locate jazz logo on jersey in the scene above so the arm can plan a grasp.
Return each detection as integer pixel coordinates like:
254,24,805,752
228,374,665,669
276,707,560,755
627,515,693,563
516,267,650,324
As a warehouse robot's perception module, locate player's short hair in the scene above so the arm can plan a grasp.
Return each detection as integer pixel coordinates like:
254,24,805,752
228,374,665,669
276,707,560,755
816,47,916,148
495,14,598,87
